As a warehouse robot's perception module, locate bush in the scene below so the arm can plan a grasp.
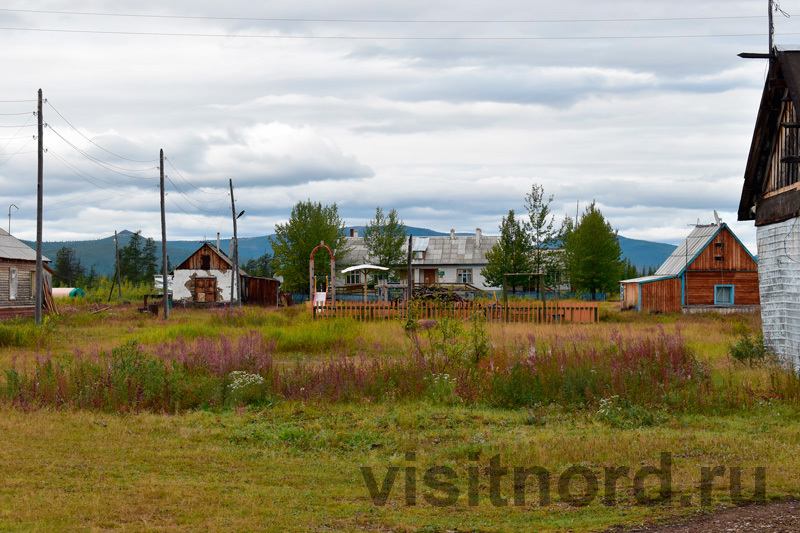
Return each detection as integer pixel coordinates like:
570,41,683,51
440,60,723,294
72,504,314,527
728,332,772,365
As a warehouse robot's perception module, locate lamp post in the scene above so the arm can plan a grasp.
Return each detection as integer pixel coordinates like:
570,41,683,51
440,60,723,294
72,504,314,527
7,204,18,234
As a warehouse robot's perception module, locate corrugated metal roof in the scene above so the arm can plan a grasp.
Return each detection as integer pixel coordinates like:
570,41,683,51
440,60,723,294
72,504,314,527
411,238,429,252
654,224,721,277
0,228,51,262
342,235,500,266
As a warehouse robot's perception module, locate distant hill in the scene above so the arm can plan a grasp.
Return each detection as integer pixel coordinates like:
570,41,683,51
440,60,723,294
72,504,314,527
25,227,676,277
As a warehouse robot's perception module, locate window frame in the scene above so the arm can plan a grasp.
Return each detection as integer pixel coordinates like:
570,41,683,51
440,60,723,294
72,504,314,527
456,268,473,284
345,272,361,285
714,284,734,306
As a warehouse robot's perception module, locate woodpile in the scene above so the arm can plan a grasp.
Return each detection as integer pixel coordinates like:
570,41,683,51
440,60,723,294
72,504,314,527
411,285,466,303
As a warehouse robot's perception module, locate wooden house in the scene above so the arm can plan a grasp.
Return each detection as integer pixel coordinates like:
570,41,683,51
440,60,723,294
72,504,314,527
0,228,54,319
738,46,800,363
172,242,279,306
620,222,758,313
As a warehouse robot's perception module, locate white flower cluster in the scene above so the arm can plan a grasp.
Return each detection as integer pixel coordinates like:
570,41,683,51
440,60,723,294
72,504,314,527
424,373,456,387
228,370,265,391
596,395,621,418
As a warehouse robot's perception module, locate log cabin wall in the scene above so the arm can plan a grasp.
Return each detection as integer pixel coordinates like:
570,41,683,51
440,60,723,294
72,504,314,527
176,244,231,272
641,278,682,313
686,227,758,272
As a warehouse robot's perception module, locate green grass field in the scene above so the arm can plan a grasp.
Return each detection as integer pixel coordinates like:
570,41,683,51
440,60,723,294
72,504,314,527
0,302,797,532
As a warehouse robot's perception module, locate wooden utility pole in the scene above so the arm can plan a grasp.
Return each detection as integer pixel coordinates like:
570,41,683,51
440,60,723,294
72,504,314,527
769,0,774,53
229,179,241,308
108,230,122,302
160,149,169,319
35,89,44,325
407,234,413,301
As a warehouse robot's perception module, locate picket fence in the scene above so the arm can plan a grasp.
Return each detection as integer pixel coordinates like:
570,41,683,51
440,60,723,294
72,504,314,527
312,300,598,323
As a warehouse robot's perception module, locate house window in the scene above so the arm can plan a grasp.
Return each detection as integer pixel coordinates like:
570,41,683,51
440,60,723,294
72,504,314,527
9,268,17,300
457,268,472,284
346,272,361,285
413,251,424,260
200,254,211,270
714,285,734,306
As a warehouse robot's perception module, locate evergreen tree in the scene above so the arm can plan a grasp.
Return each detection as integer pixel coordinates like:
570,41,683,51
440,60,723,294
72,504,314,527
119,231,144,283
481,209,533,292
53,246,85,287
563,202,623,300
363,207,406,280
142,237,159,282
270,200,350,293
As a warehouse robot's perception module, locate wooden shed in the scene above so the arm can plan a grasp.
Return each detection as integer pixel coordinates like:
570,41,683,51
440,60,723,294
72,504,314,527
242,276,280,307
0,228,54,319
620,222,758,313
738,46,800,365
172,243,245,304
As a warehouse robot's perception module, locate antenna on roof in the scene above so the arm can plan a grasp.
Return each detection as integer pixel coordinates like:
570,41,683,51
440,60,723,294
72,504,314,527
713,210,722,226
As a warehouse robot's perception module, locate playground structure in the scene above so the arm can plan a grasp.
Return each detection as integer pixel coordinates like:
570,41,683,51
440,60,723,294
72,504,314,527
309,242,335,308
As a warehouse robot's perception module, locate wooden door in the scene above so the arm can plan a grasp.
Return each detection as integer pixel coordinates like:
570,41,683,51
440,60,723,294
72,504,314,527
423,269,436,286
195,277,217,302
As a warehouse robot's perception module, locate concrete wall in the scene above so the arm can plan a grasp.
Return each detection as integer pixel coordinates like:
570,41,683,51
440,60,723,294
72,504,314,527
757,218,800,367
173,269,239,303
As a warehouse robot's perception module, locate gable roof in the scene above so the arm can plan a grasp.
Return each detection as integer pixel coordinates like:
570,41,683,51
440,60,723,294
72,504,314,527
739,46,800,221
342,235,500,267
654,224,722,277
0,228,51,262
174,242,248,275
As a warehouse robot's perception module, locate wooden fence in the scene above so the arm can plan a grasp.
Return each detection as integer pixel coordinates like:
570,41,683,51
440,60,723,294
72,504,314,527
312,300,598,323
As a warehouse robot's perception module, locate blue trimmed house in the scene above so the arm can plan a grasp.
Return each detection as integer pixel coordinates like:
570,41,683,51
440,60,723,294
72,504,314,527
620,222,759,313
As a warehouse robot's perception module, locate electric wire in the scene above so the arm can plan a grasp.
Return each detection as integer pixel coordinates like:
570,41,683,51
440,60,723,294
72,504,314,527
46,100,159,163
0,113,34,155
48,125,158,179
1,26,796,41
0,136,34,167
166,175,229,214
0,7,770,24
48,147,158,191
164,157,229,197
0,111,35,116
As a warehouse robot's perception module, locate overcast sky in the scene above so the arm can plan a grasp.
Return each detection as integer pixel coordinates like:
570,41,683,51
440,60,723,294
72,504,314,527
1,1,797,252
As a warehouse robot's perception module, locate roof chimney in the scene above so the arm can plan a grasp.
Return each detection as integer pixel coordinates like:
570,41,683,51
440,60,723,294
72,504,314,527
450,228,455,240
350,228,359,238
476,228,482,247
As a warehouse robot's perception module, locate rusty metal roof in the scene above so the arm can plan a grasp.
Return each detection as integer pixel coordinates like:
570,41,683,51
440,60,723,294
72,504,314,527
0,228,51,262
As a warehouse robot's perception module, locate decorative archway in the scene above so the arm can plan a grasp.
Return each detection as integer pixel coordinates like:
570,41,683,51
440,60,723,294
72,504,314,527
309,241,335,305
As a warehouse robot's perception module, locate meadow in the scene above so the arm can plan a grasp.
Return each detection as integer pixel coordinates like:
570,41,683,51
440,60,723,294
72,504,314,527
0,302,797,532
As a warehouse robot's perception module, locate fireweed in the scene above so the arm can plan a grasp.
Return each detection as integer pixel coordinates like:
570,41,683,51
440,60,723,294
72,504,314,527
2,325,799,413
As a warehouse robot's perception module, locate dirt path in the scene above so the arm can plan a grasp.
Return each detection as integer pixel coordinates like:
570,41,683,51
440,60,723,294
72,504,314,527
607,500,800,532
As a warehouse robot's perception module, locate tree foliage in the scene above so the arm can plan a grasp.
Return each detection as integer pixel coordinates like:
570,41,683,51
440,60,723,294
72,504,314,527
562,202,623,299
524,184,559,286
54,246,85,288
363,207,406,277
270,200,350,293
118,231,159,285
241,252,274,278
481,209,533,291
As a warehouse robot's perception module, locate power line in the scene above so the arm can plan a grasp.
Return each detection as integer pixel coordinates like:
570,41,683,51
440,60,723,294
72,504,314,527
0,99,37,103
46,100,159,163
1,26,795,41
164,157,229,197
0,7,769,24
0,113,34,156
0,137,34,166
48,147,158,191
166,175,229,213
47,125,159,178
0,111,35,116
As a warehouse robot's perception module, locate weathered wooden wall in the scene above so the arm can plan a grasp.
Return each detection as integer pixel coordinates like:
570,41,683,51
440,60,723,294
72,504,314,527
620,282,639,310
684,271,760,306
687,227,757,272
244,277,279,307
0,260,35,310
176,244,231,271
641,278,682,313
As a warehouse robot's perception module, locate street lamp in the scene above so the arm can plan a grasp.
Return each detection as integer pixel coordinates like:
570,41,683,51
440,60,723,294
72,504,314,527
7,204,18,234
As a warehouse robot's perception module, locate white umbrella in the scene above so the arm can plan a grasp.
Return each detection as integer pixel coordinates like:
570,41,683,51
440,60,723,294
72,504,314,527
341,264,389,302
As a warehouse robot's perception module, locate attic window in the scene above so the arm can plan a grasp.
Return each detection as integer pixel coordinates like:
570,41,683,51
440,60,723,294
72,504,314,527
201,254,211,270
413,251,424,260
776,101,800,189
